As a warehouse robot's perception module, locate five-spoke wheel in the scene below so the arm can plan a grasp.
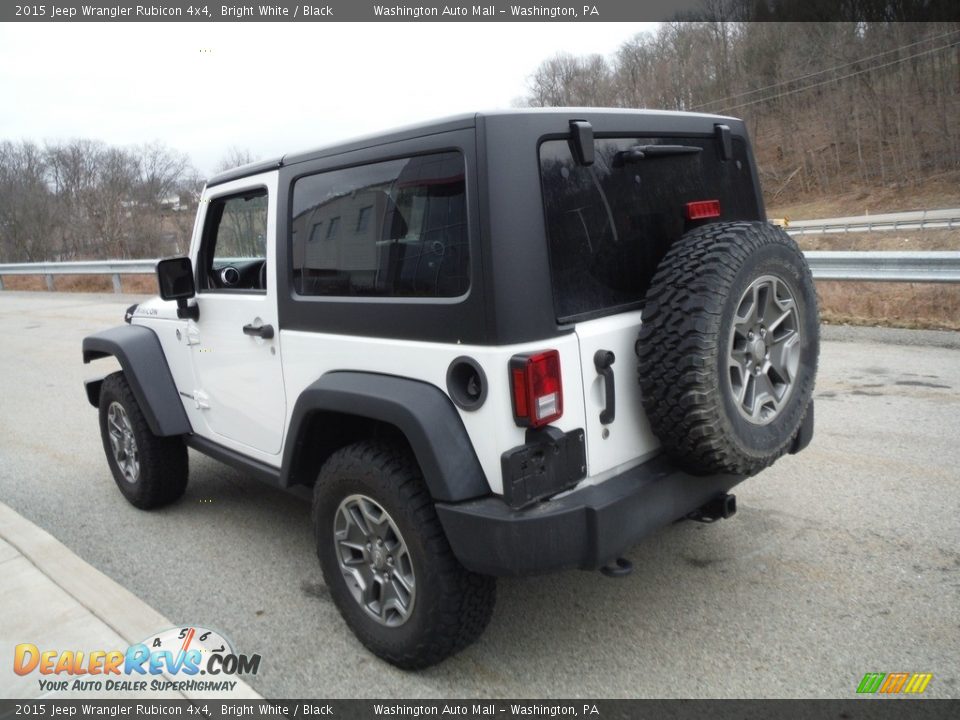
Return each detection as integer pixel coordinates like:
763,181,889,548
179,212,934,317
106,401,140,483
637,221,819,476
313,440,495,669
97,372,188,509
727,275,801,425
334,494,416,627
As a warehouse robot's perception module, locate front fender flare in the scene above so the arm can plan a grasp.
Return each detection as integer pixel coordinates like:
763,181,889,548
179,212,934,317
283,372,489,503
82,325,192,437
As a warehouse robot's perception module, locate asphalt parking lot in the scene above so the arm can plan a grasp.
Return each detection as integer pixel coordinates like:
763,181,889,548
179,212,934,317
1,291,957,698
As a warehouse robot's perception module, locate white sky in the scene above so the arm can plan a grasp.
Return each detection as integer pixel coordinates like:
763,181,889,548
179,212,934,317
0,22,656,176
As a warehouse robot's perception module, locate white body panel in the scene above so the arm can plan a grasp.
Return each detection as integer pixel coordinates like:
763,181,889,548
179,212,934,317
573,310,661,477
189,294,286,455
132,310,209,436
278,330,586,495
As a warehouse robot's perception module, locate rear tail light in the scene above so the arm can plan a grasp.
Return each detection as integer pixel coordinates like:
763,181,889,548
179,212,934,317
510,350,563,428
686,199,721,220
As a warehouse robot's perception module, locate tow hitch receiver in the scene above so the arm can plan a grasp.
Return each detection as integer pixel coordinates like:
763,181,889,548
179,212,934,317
687,493,737,524
600,557,633,578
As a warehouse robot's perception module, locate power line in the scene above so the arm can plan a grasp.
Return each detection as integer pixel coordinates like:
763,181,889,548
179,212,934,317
713,41,959,114
693,28,959,111
692,28,960,112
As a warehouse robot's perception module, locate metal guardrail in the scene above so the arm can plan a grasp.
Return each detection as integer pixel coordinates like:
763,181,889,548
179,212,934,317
0,260,157,292
786,208,960,235
804,251,960,283
2,251,960,291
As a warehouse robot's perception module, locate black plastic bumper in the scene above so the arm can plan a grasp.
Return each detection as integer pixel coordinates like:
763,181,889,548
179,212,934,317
435,455,744,576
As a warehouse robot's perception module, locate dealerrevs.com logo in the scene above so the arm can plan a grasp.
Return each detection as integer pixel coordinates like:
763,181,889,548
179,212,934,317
13,626,260,693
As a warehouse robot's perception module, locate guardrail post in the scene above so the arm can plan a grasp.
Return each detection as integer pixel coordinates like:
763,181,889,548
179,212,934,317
112,273,122,293
0,276,4,290
45,274,55,291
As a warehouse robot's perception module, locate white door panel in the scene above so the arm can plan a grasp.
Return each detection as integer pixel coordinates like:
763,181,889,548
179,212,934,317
188,174,286,457
190,296,285,453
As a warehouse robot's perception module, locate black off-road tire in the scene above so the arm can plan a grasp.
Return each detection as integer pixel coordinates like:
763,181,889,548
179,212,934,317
98,371,189,509
313,440,496,669
637,221,819,476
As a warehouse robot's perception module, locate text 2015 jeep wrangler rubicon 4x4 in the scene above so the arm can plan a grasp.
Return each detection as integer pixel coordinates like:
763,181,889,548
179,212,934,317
83,109,818,668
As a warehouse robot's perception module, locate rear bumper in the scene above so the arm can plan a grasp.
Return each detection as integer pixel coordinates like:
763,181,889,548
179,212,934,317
435,455,744,576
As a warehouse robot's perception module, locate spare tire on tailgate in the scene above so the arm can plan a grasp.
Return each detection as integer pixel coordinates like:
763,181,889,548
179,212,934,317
636,221,819,476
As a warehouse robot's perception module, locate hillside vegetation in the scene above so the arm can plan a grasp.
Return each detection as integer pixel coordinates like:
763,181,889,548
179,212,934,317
520,21,960,331
522,22,959,215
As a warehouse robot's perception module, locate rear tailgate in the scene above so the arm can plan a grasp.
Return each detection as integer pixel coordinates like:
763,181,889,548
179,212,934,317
574,309,659,477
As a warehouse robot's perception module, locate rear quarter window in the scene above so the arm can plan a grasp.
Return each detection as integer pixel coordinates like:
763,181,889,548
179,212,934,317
290,151,469,299
540,136,760,322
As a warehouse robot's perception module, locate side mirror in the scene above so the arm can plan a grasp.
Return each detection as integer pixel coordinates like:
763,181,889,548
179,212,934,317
156,257,199,320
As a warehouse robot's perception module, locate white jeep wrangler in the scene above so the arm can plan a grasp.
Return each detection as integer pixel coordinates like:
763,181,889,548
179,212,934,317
83,109,818,668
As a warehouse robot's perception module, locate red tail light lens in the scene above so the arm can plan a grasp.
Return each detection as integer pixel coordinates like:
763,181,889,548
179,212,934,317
686,199,721,220
510,350,563,428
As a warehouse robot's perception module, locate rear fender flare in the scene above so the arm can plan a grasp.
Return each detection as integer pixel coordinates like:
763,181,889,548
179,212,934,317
282,372,489,503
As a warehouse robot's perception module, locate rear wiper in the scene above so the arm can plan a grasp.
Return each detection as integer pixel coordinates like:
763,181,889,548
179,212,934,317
613,144,702,166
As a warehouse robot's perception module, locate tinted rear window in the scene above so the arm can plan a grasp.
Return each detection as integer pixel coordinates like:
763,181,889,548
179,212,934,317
540,136,759,321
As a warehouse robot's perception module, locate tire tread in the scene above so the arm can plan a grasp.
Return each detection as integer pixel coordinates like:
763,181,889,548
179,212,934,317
99,371,188,509
636,222,818,476
313,440,495,669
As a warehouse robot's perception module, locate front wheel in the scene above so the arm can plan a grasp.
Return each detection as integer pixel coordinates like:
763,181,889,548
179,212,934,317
312,440,496,669
98,371,188,509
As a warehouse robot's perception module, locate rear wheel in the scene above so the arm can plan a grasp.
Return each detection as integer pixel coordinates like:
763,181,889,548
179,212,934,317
98,372,188,509
636,222,819,476
313,440,496,669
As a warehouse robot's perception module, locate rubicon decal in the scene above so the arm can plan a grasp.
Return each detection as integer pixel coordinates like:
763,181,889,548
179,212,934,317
13,626,260,693
857,672,933,695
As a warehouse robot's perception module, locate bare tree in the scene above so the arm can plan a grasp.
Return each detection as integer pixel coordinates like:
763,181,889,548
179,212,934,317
0,139,199,262
521,21,960,199
136,142,190,205
525,53,616,107
215,147,260,174
0,141,57,261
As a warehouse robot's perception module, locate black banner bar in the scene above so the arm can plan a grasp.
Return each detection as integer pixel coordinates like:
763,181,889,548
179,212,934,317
1,0,957,23
2,700,960,720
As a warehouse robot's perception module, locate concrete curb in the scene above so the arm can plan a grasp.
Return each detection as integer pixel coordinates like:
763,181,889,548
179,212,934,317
0,502,262,701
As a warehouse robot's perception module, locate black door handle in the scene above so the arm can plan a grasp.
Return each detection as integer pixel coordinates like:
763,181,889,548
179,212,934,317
242,323,274,339
594,350,616,424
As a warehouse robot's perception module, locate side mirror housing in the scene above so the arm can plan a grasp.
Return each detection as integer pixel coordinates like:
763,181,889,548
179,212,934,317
156,257,199,320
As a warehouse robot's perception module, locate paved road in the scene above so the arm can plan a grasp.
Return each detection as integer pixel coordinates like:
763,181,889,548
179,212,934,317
1,292,958,699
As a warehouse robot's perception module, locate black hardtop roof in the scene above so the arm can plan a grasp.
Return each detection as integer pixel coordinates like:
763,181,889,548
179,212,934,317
206,107,741,188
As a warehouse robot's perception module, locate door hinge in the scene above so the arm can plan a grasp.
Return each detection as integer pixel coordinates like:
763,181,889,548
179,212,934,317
185,321,201,346
192,390,210,410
